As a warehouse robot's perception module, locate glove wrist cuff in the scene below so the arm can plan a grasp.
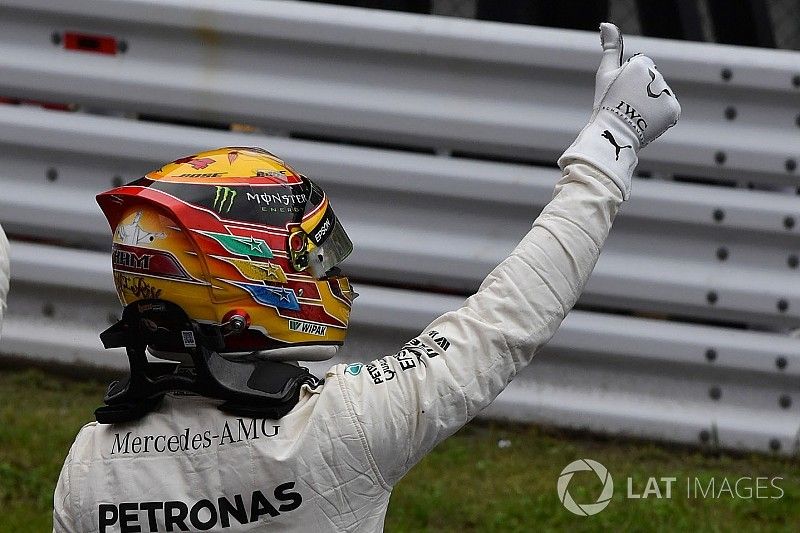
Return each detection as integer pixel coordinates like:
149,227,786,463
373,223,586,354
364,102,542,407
558,120,638,200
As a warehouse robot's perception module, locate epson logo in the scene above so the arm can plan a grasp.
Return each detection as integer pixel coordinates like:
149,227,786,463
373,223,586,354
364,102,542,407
98,483,302,532
314,218,332,242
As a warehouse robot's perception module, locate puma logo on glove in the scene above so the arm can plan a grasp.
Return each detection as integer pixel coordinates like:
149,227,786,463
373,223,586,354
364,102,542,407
601,130,632,160
558,23,681,200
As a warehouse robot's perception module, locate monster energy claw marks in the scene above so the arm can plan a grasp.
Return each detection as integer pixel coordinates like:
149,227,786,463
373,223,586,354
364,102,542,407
213,186,237,213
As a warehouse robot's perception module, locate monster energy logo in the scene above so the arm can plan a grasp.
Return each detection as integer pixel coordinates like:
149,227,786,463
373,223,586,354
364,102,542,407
213,186,237,213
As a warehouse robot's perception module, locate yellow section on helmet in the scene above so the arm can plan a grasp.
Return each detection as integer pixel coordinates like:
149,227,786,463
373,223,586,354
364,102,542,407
214,256,288,283
148,147,300,184
300,197,329,236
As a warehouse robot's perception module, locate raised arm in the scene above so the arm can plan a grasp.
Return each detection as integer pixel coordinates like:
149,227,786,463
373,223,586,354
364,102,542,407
330,23,681,487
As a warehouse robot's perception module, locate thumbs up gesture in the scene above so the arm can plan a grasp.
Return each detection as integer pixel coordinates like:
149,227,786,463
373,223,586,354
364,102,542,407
559,23,681,200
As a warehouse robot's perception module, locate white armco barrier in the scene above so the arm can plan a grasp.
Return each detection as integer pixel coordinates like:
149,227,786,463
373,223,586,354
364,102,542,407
0,0,799,454
0,0,797,186
6,240,800,455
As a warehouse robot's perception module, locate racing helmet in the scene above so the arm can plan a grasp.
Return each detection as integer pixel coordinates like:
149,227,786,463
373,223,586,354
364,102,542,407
96,147,356,361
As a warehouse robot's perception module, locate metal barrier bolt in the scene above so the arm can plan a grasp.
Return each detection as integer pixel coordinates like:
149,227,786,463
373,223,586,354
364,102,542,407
779,395,792,409
788,255,799,269
706,291,718,305
50,32,61,46
724,106,736,120
46,168,58,182
787,159,797,173
709,386,722,400
699,429,710,443
716,247,729,261
705,348,717,362
714,151,726,165
721,68,732,81
784,216,795,229
42,303,55,317
776,356,788,370
769,439,781,452
777,299,789,313
713,208,725,222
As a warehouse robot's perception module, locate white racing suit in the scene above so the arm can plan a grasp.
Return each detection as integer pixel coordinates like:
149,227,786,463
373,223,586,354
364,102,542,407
54,163,623,532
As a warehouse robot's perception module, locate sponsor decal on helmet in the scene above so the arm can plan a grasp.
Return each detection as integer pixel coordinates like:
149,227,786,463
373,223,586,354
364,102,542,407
256,169,290,180
199,231,274,259
114,273,163,299
306,207,337,247
246,191,307,214
98,482,301,532
113,248,151,270
213,186,237,213
229,281,300,311
112,244,198,282
288,319,328,337
314,219,331,242
245,192,307,206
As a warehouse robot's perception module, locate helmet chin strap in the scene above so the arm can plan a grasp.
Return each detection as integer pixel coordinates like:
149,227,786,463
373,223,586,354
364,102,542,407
95,299,322,424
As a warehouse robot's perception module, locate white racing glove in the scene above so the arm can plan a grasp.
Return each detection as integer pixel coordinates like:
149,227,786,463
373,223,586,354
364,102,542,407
558,23,681,200
0,224,8,337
